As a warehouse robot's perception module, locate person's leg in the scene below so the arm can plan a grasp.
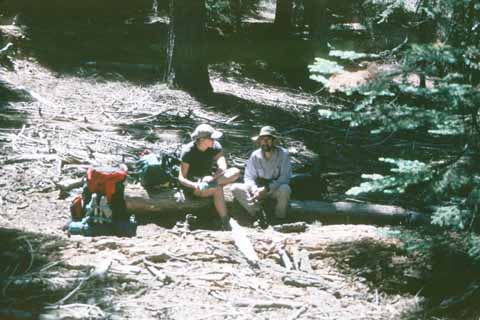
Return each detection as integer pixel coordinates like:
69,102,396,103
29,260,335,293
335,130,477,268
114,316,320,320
270,184,291,219
230,183,261,216
212,186,228,217
216,167,240,186
194,186,230,230
193,186,227,217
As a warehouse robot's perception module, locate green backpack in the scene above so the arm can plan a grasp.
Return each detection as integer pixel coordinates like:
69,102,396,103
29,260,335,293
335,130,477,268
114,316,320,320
137,152,180,189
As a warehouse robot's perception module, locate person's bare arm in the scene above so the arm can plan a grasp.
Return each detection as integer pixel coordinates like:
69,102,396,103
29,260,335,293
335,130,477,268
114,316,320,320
178,162,198,190
214,151,227,178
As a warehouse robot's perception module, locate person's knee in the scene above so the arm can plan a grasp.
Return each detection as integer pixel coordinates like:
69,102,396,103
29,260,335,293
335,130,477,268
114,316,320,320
230,167,241,180
230,183,241,193
225,167,240,182
230,183,247,196
201,176,214,183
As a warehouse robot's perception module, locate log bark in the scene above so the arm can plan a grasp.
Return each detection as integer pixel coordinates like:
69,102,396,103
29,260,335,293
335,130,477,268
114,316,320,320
288,200,428,226
124,184,211,214
273,222,307,233
124,184,427,226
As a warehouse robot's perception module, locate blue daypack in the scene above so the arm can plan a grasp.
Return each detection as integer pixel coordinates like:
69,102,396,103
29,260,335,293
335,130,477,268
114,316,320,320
68,215,137,237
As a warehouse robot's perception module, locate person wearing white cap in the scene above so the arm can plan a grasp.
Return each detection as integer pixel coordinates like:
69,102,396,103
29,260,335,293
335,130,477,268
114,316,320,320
178,124,240,230
231,126,292,226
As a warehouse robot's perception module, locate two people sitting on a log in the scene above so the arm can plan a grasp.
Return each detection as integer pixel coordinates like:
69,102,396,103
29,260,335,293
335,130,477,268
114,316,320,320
231,126,292,227
178,124,240,231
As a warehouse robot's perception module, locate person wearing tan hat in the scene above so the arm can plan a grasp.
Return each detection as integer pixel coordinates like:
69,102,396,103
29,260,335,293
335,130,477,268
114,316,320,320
231,126,292,225
178,124,240,230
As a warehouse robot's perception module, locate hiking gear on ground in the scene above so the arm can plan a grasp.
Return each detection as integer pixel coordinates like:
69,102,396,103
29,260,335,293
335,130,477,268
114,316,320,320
191,124,222,141
70,195,84,221
85,193,113,224
174,189,186,202
86,167,127,203
137,152,180,189
69,166,129,224
68,215,137,237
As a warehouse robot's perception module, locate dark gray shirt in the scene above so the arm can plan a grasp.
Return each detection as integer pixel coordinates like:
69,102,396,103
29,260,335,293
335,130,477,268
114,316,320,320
180,141,222,180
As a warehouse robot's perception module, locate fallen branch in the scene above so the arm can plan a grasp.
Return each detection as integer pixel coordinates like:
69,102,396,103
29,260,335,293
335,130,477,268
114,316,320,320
290,246,301,270
232,298,304,309
49,260,111,307
230,218,259,265
282,274,331,289
288,305,310,320
299,249,313,273
278,248,293,270
55,178,84,193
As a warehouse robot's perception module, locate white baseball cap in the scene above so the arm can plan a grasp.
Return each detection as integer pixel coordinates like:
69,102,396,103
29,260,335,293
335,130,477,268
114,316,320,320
191,124,223,141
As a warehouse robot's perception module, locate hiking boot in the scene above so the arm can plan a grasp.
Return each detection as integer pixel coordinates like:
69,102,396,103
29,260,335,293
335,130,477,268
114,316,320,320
220,215,231,231
253,209,268,229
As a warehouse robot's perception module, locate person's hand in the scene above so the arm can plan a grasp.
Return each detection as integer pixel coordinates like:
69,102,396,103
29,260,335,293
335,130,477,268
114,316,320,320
202,176,214,183
251,187,268,202
213,168,225,179
196,181,210,191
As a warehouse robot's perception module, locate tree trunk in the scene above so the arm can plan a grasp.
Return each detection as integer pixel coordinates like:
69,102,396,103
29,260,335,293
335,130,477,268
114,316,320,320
124,184,427,226
230,0,242,32
304,0,329,39
164,0,212,95
274,0,294,34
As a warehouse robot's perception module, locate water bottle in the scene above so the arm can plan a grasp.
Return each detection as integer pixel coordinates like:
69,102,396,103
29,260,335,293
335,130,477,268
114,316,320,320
88,193,99,223
174,189,185,203
99,196,112,222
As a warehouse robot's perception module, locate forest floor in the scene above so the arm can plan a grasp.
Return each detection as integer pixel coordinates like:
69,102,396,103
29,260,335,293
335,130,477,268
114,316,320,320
2,57,478,320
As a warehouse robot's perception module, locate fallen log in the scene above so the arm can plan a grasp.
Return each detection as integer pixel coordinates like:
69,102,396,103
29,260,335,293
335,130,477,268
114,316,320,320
124,184,212,214
124,184,427,226
273,222,307,233
288,200,428,226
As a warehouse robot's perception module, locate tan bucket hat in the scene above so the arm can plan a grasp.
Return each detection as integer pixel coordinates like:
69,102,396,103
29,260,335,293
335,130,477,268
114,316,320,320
252,126,279,142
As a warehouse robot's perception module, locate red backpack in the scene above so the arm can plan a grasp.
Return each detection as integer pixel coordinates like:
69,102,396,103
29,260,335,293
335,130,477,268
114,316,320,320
70,167,128,221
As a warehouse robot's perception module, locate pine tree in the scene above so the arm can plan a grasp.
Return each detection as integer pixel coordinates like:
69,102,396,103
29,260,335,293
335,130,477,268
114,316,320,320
309,0,480,258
